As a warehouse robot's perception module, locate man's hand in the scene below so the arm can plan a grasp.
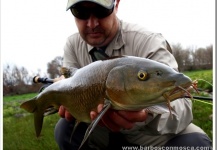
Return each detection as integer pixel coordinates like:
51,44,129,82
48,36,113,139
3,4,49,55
53,75,65,82
90,104,148,132
58,103,148,132
58,105,74,121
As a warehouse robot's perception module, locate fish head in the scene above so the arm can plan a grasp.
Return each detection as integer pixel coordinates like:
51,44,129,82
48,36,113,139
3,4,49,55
105,57,193,110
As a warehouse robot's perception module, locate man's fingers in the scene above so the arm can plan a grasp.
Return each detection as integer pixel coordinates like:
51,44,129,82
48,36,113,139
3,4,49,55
101,111,122,132
101,110,135,132
89,104,147,132
97,103,104,113
58,105,65,118
65,110,74,121
58,105,74,121
53,75,65,82
90,103,104,120
108,110,134,129
90,111,98,120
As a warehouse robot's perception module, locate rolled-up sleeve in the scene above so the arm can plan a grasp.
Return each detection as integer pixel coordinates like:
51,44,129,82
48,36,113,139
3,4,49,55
146,98,193,134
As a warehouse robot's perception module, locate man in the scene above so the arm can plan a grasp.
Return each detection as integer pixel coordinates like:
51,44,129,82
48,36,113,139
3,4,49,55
54,0,212,149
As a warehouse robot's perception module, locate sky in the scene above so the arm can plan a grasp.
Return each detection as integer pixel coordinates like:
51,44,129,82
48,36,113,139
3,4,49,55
1,0,215,75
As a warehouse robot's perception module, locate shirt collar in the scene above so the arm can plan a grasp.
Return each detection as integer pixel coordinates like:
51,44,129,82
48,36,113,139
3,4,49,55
87,19,125,55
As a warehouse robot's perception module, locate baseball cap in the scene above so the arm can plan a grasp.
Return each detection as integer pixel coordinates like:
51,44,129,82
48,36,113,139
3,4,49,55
66,0,114,11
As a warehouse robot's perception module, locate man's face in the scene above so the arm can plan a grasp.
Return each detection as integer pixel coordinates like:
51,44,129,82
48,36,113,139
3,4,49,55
71,2,119,47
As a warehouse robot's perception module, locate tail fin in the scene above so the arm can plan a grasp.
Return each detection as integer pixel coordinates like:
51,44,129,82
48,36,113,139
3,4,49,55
20,97,44,137
34,110,44,137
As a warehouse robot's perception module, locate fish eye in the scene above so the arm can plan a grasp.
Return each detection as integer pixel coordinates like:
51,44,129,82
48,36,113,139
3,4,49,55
137,70,148,81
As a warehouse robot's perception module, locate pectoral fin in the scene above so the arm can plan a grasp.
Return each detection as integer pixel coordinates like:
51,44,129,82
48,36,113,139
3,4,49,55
78,100,111,150
43,107,58,116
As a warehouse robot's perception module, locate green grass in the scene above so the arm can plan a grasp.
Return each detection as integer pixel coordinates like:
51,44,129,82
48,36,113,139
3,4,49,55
192,100,212,139
3,93,38,102
184,70,213,139
3,70,213,149
184,70,213,140
184,70,213,92
3,95,60,150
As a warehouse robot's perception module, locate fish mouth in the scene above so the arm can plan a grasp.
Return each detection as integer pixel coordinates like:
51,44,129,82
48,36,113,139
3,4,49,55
163,80,198,102
161,80,198,113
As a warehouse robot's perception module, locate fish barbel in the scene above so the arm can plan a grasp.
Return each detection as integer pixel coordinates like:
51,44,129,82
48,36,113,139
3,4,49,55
20,56,194,145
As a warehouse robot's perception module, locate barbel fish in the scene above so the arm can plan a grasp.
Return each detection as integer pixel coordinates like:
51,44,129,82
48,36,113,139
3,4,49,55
20,56,195,149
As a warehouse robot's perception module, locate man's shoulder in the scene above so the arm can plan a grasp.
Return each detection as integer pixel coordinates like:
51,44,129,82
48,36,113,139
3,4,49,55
64,33,87,51
121,20,154,36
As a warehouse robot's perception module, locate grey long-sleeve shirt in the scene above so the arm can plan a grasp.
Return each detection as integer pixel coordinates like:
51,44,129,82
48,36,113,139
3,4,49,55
62,20,202,146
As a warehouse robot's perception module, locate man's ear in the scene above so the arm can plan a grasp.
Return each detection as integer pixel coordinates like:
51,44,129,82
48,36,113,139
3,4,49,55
114,0,120,13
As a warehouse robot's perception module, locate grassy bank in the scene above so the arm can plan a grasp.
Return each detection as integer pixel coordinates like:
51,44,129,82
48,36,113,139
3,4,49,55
3,93,60,150
184,70,213,140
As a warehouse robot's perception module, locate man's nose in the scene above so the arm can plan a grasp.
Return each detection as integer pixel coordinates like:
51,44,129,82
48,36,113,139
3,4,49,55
86,15,99,28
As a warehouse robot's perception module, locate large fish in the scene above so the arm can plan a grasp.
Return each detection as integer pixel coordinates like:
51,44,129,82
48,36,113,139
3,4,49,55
20,56,195,149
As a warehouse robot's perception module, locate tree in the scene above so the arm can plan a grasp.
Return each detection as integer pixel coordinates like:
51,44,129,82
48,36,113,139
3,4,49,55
192,45,213,70
3,65,41,95
172,43,213,71
172,43,192,71
47,56,63,79
205,45,213,69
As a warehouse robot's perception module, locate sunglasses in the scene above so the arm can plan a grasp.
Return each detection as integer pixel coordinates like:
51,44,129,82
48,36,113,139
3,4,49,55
70,4,114,20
